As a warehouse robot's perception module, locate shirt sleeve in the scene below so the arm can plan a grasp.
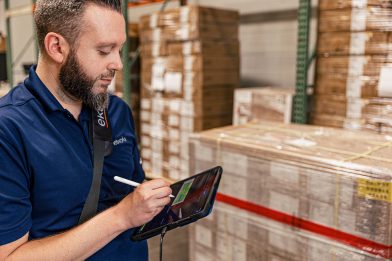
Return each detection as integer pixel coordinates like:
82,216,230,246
0,134,32,245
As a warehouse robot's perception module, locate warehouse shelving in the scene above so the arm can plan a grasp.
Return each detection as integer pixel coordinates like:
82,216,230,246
293,0,312,123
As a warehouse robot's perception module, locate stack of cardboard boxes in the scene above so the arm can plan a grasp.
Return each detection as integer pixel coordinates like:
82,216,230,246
189,122,392,260
233,87,295,125
362,97,392,134
312,0,392,131
139,5,240,180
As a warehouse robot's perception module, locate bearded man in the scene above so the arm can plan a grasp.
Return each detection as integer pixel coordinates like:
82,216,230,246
0,1,172,260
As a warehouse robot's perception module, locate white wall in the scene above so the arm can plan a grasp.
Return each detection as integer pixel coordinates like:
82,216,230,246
240,20,298,87
0,1,5,34
0,0,36,85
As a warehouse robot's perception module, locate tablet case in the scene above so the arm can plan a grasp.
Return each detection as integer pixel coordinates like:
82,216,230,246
131,166,223,241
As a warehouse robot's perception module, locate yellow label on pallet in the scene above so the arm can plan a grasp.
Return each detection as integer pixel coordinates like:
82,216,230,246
357,179,392,202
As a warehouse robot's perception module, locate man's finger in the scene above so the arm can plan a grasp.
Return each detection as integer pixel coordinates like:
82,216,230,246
140,179,170,190
151,197,171,209
152,187,173,199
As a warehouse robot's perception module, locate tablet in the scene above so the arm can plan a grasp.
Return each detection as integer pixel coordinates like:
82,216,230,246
131,166,223,241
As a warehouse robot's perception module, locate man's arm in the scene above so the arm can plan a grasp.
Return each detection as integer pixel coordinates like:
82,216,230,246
0,179,172,261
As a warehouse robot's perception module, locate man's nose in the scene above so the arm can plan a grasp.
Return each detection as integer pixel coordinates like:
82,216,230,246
109,53,123,71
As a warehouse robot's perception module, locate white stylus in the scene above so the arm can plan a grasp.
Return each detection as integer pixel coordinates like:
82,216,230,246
114,176,175,198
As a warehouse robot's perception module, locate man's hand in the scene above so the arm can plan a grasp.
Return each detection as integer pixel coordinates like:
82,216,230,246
115,179,172,229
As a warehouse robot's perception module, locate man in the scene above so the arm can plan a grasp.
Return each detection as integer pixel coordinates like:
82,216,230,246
0,0,172,260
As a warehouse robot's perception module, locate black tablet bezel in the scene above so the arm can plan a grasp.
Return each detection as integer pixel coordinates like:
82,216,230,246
131,166,222,241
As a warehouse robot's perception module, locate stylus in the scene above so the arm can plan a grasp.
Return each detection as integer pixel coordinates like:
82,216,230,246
114,176,175,198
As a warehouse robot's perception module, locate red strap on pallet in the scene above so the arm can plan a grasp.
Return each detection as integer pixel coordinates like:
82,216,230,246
216,193,392,259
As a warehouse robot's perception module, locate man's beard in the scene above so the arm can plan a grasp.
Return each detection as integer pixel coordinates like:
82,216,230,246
58,50,114,111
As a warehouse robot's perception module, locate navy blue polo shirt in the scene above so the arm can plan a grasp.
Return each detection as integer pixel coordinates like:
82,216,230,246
0,66,147,260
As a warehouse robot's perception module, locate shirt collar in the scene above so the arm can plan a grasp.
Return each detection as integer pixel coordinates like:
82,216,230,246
25,65,92,122
24,65,65,112
79,104,91,122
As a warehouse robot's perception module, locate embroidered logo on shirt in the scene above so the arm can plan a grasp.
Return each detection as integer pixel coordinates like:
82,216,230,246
113,136,127,146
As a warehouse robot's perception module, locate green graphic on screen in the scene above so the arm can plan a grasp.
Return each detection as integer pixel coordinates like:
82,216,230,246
172,178,194,205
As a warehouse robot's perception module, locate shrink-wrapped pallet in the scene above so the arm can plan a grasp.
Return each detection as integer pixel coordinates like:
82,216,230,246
189,122,392,260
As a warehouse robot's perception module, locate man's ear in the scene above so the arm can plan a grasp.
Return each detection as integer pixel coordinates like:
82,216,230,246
43,32,70,64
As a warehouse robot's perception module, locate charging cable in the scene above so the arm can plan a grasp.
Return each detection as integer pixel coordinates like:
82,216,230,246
159,227,167,261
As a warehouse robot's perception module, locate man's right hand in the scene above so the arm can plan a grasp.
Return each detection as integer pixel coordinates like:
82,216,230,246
114,179,172,229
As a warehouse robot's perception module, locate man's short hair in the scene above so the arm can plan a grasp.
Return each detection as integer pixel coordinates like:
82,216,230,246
34,0,122,53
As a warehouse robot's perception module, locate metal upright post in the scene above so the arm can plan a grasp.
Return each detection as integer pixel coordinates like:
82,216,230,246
293,0,311,124
122,1,131,105
5,0,13,86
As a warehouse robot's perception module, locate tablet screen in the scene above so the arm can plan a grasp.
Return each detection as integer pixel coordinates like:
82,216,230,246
137,170,216,233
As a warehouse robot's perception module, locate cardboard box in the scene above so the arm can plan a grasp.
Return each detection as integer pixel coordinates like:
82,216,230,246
313,95,369,118
140,22,239,43
142,55,239,75
141,95,234,117
141,42,168,58
141,111,233,134
167,40,240,57
233,87,295,125
317,31,392,55
311,113,346,128
165,55,239,72
319,0,392,10
319,7,392,32
0,35,5,53
190,202,389,261
315,55,392,98
315,73,379,98
139,5,239,30
311,113,364,130
317,55,392,77
142,70,237,98
362,97,392,134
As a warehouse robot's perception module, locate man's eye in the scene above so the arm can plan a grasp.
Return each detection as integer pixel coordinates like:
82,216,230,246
99,50,110,55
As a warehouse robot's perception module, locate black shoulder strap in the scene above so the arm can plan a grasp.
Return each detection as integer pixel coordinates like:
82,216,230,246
78,109,112,224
